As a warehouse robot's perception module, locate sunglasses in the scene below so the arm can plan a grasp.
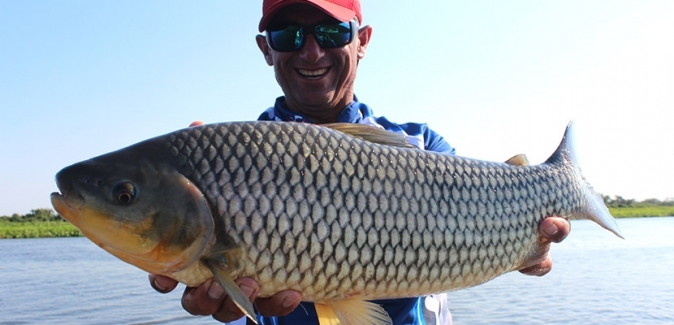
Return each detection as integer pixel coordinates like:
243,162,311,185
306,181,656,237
265,20,358,52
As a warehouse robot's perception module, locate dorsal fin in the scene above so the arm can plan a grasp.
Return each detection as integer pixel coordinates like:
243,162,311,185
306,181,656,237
321,123,417,149
505,154,530,166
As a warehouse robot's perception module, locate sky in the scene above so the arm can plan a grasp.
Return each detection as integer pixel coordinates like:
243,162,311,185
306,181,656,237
1,1,673,216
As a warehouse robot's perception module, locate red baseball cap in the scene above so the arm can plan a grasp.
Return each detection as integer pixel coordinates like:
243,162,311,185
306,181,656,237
259,0,362,32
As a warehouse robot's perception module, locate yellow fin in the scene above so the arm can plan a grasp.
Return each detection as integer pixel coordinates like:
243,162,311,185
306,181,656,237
505,154,530,166
315,300,392,325
204,259,258,324
321,123,417,149
314,303,341,325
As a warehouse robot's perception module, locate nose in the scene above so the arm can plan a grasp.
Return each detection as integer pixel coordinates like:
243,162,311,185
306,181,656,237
299,34,324,63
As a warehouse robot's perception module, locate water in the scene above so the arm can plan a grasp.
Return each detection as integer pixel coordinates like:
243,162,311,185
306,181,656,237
448,217,674,324
1,217,672,325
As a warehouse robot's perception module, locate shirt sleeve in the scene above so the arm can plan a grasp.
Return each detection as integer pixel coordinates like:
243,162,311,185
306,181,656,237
396,122,456,155
423,126,456,155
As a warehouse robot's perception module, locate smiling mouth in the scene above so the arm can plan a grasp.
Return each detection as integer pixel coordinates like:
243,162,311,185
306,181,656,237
297,68,329,78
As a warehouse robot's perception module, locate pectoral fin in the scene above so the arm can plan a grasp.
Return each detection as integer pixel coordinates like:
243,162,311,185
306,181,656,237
315,299,391,325
204,258,258,324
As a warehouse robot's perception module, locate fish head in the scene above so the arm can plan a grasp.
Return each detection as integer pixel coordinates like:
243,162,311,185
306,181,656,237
51,152,214,276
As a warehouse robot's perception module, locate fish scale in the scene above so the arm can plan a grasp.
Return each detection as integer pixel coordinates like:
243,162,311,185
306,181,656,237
166,122,565,298
51,121,622,324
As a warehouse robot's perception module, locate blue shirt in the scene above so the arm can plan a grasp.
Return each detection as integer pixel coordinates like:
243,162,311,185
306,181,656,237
251,96,455,325
257,96,455,155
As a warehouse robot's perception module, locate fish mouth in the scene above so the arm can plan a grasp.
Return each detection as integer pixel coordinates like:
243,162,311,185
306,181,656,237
50,190,85,223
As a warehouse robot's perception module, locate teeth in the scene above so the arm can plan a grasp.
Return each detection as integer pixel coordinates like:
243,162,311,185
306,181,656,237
298,68,328,77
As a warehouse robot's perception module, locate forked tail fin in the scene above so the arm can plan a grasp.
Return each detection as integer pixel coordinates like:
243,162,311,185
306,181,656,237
546,122,623,239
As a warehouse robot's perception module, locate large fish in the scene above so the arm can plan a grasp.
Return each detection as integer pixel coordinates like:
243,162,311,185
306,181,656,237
51,121,622,325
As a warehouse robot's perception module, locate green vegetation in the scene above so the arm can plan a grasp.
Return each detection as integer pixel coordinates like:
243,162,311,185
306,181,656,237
1,196,672,238
604,196,674,218
0,209,82,239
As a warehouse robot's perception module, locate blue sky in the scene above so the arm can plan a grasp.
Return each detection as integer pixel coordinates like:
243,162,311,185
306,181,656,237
1,1,673,216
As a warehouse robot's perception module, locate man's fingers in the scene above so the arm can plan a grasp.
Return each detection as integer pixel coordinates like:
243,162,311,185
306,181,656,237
518,217,571,277
149,274,178,294
189,121,204,127
254,290,302,317
181,277,260,323
212,278,260,323
181,279,226,316
540,217,571,243
519,254,553,276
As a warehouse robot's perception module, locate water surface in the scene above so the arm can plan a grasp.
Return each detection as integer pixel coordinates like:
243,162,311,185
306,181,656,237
1,217,672,324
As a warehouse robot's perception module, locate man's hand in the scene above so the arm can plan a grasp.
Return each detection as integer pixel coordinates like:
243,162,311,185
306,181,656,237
149,275,302,323
518,217,571,276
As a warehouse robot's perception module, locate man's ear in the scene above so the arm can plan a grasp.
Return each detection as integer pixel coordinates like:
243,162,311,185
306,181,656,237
256,34,274,66
356,25,373,60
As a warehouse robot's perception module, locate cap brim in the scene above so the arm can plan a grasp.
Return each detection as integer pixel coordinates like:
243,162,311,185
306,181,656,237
259,0,356,32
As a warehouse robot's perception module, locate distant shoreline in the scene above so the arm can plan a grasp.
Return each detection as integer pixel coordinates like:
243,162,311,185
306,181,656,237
609,206,674,218
0,220,81,239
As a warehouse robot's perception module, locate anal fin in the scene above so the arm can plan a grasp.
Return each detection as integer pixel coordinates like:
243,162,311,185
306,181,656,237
315,299,392,325
516,235,550,272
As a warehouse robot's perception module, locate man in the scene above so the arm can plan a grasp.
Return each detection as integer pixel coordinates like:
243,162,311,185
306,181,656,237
149,0,571,324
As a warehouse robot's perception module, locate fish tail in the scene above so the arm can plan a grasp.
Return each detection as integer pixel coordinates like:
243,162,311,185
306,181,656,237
580,185,624,239
546,122,624,239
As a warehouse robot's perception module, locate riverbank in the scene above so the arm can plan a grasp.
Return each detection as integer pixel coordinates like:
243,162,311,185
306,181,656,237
0,221,81,239
609,206,674,218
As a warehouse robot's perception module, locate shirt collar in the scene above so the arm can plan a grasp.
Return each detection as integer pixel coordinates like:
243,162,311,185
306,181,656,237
272,95,367,123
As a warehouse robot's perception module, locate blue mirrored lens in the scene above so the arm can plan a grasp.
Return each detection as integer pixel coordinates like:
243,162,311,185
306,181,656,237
314,22,352,48
268,26,303,52
267,21,353,52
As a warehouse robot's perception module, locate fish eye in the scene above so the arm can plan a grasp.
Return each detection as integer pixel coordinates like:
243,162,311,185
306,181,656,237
112,182,136,205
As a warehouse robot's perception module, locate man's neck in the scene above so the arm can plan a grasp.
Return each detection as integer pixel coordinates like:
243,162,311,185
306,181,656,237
284,97,354,124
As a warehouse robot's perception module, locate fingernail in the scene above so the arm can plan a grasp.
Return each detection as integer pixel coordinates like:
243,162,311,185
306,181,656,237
208,280,225,300
153,277,171,292
240,284,255,300
154,282,167,292
543,223,559,236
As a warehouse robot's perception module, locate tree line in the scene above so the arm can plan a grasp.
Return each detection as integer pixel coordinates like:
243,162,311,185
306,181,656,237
0,209,67,223
602,196,674,208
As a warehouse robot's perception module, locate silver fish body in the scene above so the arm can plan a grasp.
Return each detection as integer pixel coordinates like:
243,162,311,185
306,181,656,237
51,121,621,324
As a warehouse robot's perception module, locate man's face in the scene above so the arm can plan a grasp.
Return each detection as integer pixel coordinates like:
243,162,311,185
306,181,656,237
256,4,371,123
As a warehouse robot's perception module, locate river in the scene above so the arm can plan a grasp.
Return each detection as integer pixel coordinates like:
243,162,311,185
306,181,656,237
1,217,672,324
